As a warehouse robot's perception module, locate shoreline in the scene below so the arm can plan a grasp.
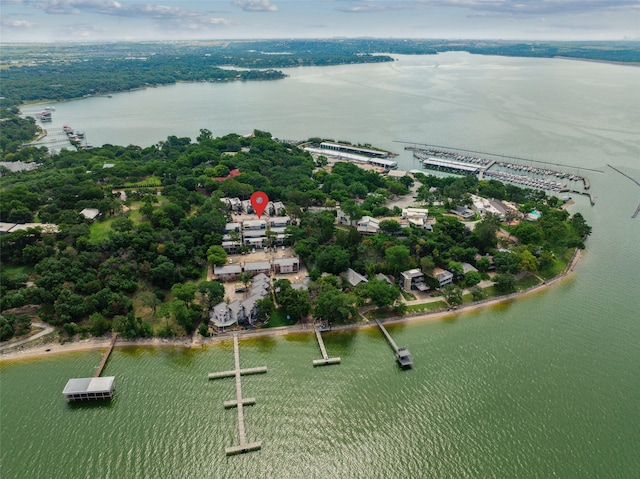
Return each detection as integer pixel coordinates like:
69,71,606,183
0,247,581,363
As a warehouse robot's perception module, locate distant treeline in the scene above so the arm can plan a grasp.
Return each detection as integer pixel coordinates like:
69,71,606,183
1,39,637,109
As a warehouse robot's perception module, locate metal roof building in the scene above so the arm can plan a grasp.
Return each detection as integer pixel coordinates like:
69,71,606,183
63,376,115,401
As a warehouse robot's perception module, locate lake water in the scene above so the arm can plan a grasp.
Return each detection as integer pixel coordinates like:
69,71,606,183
5,53,640,478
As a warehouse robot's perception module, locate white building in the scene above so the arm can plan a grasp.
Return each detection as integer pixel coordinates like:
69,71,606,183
401,269,428,292
356,216,380,235
433,268,454,288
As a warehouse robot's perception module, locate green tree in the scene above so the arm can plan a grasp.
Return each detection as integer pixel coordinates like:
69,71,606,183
470,286,487,301
385,245,412,276
316,245,351,275
207,245,228,266
198,281,225,310
313,288,357,324
171,283,198,307
494,273,516,294
358,279,400,308
464,271,482,287
442,284,463,306
238,272,253,296
379,219,401,234
255,296,275,322
516,248,538,274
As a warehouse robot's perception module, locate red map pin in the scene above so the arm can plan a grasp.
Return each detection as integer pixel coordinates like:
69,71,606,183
250,191,269,218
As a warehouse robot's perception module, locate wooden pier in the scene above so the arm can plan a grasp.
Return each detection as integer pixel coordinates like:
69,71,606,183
208,334,266,456
312,329,341,366
94,333,118,377
376,320,413,369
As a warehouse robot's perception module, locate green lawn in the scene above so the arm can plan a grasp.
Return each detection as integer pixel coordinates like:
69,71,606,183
1,264,35,276
516,274,542,291
126,176,161,187
88,218,116,243
261,308,295,328
405,300,448,314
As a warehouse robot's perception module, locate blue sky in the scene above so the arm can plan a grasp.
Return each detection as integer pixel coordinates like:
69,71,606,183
1,0,639,43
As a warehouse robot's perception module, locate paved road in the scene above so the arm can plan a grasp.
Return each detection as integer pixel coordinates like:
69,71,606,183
0,322,55,351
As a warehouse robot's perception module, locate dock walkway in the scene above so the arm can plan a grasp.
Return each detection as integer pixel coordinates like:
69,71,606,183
376,320,413,369
94,333,118,377
209,334,266,455
312,329,341,366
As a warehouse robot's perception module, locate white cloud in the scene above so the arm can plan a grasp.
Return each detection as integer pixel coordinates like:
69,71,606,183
1,17,34,28
332,0,640,16
232,0,278,13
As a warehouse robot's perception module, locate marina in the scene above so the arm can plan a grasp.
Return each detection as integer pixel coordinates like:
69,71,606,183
305,141,398,170
408,145,593,194
376,320,413,369
208,334,265,455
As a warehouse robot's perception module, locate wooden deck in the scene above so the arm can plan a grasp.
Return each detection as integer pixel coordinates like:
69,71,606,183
312,329,341,366
208,334,266,456
94,333,118,377
376,320,413,369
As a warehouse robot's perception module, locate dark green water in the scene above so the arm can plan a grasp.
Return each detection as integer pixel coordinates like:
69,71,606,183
4,53,640,478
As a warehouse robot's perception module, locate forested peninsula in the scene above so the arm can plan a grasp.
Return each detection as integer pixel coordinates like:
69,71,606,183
1,39,638,109
1,125,591,344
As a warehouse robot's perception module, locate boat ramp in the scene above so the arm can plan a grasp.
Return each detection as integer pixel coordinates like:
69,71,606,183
208,334,266,455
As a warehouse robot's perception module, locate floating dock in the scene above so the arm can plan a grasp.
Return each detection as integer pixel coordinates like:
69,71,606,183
375,320,413,369
312,329,341,366
208,334,266,456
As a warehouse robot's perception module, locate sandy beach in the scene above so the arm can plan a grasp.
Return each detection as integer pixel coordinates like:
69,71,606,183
0,248,580,363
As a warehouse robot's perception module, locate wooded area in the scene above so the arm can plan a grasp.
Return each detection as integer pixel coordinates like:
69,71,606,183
1,124,590,340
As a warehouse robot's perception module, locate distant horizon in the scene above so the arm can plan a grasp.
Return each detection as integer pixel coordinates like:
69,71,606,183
2,37,639,46
2,1,638,43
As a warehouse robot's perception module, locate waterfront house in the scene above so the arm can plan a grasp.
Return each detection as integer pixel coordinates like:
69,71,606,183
209,273,270,330
401,269,428,292
433,268,454,288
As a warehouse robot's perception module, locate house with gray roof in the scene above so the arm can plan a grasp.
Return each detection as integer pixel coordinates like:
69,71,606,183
273,257,300,274
433,268,454,288
343,268,368,287
214,264,242,282
243,261,271,276
209,273,271,330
